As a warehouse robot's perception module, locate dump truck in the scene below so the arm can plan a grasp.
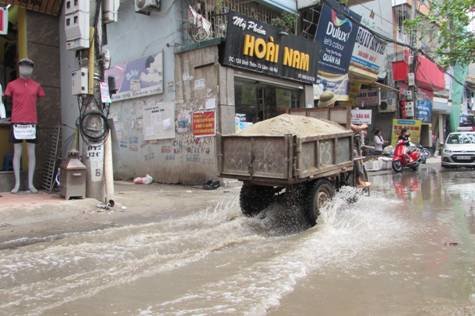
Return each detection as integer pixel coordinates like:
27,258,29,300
218,114,363,226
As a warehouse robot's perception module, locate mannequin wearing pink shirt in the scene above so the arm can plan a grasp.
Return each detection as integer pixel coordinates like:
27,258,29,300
5,58,45,193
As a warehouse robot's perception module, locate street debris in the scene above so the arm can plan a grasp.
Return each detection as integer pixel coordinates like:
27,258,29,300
133,174,154,185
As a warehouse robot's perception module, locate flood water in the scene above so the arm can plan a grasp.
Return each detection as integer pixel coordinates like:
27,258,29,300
1,165,474,315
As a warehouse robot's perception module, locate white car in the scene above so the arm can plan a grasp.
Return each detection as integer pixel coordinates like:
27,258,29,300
442,132,475,168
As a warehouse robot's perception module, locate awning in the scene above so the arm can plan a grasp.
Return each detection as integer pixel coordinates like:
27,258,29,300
4,0,62,16
392,53,446,91
349,65,378,81
258,0,298,14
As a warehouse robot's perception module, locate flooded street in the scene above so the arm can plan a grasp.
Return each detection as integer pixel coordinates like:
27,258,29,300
1,165,474,316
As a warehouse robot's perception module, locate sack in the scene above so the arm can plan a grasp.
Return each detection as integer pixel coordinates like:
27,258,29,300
13,124,36,140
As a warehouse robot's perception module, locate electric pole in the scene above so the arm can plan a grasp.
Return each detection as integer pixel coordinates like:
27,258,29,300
409,0,417,119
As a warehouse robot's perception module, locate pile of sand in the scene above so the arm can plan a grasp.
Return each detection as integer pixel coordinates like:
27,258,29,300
238,114,348,137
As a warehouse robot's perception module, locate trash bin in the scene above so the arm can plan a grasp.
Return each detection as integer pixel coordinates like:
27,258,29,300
60,150,86,200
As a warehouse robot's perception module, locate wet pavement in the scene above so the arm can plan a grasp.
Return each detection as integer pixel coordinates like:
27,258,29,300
1,164,474,315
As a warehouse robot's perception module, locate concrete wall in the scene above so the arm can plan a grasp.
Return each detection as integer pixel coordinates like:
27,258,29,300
106,0,220,184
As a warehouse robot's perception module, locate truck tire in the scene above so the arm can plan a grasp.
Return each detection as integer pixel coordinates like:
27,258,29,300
303,179,335,226
239,183,275,217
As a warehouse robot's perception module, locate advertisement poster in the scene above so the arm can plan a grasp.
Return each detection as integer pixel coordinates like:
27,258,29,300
106,52,163,102
192,110,216,137
391,119,422,145
143,102,175,141
351,109,372,125
351,26,387,74
222,11,319,84
315,0,361,75
314,73,349,101
415,99,432,123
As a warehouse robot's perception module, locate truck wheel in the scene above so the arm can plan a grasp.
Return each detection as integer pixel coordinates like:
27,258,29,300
239,183,275,217
303,179,335,226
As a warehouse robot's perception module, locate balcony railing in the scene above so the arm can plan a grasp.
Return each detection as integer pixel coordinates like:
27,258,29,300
182,0,284,49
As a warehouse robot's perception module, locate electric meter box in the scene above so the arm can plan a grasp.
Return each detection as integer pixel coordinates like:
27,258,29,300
65,11,89,50
64,0,89,15
72,68,88,95
64,0,90,51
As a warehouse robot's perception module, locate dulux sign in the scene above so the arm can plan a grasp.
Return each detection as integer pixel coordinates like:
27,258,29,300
315,0,362,75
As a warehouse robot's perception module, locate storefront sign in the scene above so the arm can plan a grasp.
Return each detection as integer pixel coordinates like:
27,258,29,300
143,102,175,141
355,88,380,107
222,11,319,84
192,110,216,137
315,0,361,75
391,119,422,145
0,7,8,35
351,26,386,74
314,73,349,101
415,99,432,123
351,109,372,125
106,52,164,102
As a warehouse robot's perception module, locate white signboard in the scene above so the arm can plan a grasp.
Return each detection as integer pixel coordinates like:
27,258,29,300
87,144,104,182
351,109,372,125
356,88,380,107
351,26,387,74
143,102,175,140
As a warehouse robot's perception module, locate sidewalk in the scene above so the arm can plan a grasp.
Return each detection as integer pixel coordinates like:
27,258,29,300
367,156,441,176
0,181,241,249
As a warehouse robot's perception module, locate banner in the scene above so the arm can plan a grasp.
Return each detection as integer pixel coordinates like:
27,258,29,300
351,109,372,125
415,99,432,123
391,119,422,145
314,73,349,101
315,0,361,75
222,11,319,84
106,52,164,102
192,110,216,137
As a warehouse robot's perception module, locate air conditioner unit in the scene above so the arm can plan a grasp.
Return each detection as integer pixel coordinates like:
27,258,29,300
135,0,160,14
379,97,397,113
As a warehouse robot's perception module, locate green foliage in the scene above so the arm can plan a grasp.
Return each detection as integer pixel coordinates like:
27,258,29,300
404,0,475,66
271,13,297,34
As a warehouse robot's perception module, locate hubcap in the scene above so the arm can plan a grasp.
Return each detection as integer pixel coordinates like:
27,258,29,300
314,189,330,215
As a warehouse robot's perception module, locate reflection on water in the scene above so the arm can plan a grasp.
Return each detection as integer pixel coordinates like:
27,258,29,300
0,164,474,315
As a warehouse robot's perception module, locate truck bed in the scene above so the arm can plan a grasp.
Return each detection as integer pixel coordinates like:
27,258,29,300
217,131,354,186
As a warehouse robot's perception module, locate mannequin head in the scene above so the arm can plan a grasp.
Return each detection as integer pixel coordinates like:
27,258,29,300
18,58,35,79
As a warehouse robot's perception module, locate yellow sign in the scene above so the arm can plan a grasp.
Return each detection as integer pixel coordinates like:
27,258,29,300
391,119,422,145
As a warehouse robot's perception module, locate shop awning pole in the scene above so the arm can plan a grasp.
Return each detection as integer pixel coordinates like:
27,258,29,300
17,7,27,59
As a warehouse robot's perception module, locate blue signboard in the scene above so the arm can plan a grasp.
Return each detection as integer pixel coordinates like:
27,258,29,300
314,0,361,75
416,99,432,123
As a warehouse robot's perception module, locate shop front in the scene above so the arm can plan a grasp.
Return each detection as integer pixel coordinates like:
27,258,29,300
392,52,446,147
0,2,61,192
220,11,318,127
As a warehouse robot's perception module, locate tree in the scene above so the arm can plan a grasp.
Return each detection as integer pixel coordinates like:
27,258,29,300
405,0,475,67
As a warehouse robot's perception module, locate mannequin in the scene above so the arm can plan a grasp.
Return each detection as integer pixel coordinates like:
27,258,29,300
5,58,45,193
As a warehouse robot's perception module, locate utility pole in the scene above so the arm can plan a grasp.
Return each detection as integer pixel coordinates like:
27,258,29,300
409,0,417,120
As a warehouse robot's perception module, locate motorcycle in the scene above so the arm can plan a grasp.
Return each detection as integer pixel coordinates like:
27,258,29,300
392,139,422,172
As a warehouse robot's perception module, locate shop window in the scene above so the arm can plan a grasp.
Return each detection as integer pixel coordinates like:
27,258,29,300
235,78,302,123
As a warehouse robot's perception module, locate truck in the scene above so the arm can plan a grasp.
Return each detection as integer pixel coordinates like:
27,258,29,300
217,112,364,226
